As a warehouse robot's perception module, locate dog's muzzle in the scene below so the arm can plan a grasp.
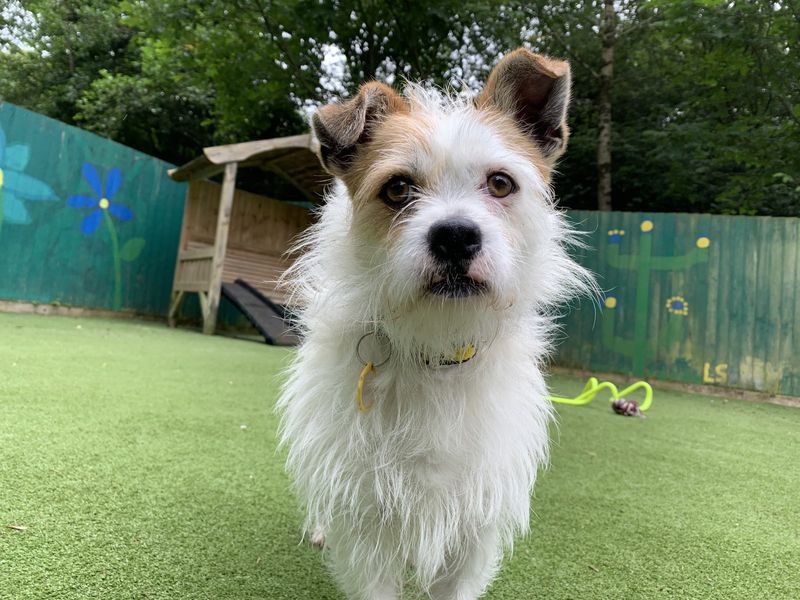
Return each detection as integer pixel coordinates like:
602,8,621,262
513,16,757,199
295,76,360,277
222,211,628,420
427,217,486,298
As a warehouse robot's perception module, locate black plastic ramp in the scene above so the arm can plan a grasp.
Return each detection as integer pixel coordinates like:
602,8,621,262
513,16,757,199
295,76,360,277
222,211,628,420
221,279,299,346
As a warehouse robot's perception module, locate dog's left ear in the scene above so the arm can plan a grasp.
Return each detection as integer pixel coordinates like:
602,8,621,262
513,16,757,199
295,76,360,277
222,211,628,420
478,49,571,160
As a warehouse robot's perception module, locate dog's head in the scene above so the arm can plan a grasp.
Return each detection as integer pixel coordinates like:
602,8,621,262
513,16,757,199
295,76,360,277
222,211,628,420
311,49,581,353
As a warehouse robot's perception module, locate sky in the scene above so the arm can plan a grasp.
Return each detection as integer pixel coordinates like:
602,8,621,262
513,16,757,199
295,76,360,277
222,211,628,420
1,0,35,52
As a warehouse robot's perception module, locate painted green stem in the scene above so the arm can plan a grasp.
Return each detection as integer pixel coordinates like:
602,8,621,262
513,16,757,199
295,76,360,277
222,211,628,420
0,188,4,239
632,233,653,374
103,210,122,310
651,248,709,269
666,313,685,346
602,306,635,357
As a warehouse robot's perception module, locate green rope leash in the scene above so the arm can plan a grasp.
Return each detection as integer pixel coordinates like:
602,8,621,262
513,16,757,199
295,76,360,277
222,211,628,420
548,377,653,415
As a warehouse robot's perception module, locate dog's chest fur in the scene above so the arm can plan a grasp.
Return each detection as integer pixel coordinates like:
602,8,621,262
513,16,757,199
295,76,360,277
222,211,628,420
281,324,552,580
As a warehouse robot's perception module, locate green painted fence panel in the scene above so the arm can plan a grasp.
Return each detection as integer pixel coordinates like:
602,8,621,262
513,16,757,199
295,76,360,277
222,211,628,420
0,102,186,315
559,210,800,397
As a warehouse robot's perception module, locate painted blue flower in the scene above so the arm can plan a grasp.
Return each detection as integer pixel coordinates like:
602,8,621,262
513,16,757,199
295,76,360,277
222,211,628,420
0,125,59,224
67,163,133,235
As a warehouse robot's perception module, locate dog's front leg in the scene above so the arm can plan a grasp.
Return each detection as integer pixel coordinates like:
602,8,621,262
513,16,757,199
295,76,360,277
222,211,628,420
428,526,502,600
326,527,401,600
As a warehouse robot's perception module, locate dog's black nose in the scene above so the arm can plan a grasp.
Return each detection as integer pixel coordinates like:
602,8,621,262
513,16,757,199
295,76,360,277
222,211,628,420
428,218,482,266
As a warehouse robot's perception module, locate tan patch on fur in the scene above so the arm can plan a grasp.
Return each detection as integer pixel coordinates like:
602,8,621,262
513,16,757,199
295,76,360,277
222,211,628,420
315,82,408,144
340,110,436,238
345,114,433,200
341,97,556,238
478,106,556,182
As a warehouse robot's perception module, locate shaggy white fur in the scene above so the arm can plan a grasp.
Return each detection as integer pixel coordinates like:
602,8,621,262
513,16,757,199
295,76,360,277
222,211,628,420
278,52,593,600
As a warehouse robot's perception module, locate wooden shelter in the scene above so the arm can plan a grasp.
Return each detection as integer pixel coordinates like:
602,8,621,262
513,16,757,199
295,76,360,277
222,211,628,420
167,134,328,335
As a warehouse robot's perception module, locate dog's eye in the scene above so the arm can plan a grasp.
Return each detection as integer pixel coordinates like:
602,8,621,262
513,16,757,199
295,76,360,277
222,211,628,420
380,176,415,207
486,172,516,198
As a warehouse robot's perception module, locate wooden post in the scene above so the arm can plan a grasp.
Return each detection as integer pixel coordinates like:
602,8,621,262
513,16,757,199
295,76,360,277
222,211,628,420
167,184,193,326
198,291,210,323
167,290,185,327
203,161,238,335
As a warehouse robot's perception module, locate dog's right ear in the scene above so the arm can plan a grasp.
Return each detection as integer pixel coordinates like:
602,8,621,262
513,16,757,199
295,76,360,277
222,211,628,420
312,82,406,176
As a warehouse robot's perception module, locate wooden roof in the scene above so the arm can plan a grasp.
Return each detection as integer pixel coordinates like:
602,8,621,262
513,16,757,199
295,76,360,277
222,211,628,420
168,133,330,203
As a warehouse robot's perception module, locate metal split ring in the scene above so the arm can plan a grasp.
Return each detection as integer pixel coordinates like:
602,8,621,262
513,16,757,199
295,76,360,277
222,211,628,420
356,330,392,368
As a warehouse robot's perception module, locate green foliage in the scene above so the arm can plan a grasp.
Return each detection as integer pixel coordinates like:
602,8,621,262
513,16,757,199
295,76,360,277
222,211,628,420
0,1,134,120
0,0,214,163
609,0,800,216
1,0,797,214
493,0,800,215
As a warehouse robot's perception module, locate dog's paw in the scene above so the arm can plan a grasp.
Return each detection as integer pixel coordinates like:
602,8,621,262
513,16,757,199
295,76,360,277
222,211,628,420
307,524,326,548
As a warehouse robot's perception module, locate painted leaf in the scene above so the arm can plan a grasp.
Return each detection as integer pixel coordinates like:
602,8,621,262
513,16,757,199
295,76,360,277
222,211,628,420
4,170,58,201
2,191,32,224
4,144,30,171
120,237,146,262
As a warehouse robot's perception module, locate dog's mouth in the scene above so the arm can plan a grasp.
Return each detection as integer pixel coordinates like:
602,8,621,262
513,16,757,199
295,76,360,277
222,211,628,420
427,273,487,298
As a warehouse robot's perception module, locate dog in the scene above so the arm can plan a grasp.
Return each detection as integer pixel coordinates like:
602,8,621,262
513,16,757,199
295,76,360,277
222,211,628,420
278,48,593,600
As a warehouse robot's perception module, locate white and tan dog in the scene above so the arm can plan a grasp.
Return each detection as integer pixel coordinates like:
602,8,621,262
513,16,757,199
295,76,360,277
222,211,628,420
278,49,592,600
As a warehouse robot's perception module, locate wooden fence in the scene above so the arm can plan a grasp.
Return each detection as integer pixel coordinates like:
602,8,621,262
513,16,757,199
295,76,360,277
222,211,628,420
558,211,800,397
3,101,799,396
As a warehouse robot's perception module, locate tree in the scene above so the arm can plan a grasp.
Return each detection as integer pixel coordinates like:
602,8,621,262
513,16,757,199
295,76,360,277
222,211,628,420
596,0,615,212
2,1,797,215
0,0,217,163
1,0,491,163
612,0,800,215
499,0,658,212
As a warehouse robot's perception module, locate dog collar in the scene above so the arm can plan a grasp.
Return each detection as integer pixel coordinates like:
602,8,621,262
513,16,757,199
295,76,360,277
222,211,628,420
424,344,478,367
354,331,478,413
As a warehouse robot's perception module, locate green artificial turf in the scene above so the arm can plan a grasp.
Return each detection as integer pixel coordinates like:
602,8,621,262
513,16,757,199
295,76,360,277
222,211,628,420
1,312,798,599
